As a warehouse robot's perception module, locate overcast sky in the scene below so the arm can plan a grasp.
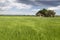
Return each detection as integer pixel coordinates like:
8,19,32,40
0,0,60,15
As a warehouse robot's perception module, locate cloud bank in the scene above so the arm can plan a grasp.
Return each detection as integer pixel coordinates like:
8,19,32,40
0,0,32,11
0,0,60,11
48,5,60,10
17,0,60,6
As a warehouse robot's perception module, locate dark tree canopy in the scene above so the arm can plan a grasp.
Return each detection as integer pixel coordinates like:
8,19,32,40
36,8,56,17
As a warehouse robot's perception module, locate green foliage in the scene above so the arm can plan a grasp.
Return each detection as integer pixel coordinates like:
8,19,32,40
0,16,60,40
36,8,56,17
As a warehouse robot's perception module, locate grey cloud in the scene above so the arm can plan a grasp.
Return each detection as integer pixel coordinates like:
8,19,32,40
35,1,60,6
17,0,60,6
0,1,10,7
17,0,36,6
37,0,60,1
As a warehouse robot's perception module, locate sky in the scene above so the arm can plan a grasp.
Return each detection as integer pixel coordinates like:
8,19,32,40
0,0,60,15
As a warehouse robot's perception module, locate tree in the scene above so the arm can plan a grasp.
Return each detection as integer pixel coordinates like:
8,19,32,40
36,8,47,16
36,8,56,17
47,10,56,17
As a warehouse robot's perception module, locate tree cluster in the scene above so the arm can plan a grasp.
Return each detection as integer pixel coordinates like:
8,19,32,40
36,8,56,17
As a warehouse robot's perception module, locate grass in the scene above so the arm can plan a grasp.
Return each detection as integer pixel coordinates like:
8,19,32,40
0,16,60,40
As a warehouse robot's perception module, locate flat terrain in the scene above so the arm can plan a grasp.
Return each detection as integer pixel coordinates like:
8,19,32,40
0,16,60,40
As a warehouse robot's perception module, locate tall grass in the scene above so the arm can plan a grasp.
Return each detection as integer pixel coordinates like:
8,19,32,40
0,16,60,40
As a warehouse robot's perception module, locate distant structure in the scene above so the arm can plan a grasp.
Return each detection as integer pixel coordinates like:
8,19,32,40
36,12,44,17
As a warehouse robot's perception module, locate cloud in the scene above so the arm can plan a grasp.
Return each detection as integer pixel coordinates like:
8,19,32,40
0,5,12,11
0,0,6,3
48,5,60,10
0,0,60,11
12,3,32,9
36,0,60,1
0,0,33,11
34,1,60,6
17,0,60,6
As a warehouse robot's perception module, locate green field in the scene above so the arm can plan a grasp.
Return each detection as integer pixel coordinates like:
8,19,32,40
0,16,60,40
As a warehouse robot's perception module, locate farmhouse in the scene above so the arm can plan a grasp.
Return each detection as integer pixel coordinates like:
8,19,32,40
36,12,45,17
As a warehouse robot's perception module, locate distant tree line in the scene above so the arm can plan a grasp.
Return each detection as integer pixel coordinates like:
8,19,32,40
36,8,56,17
